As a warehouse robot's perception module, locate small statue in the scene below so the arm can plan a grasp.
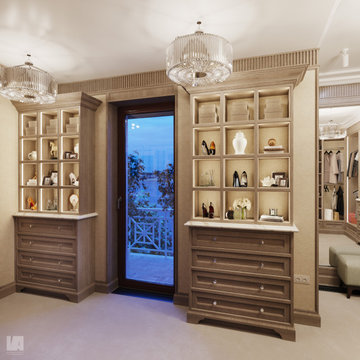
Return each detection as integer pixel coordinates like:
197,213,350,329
201,140,209,155
202,203,208,218
233,171,240,187
209,202,214,218
49,141,58,159
240,171,248,187
209,141,216,155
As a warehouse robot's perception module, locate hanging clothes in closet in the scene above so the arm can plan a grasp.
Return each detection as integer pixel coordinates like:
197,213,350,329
336,150,344,183
336,186,344,217
347,150,358,178
328,151,339,184
324,151,330,183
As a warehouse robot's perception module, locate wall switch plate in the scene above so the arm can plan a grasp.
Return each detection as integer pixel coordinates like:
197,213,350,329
294,274,310,285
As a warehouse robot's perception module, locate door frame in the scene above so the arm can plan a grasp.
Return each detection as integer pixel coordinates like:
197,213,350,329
117,99,176,295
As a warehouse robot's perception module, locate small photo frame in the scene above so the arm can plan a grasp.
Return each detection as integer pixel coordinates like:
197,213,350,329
279,178,288,187
69,153,78,159
43,176,51,186
50,171,58,185
272,172,286,186
64,151,72,159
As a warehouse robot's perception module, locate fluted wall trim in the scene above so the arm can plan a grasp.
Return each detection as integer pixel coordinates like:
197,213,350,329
59,49,319,94
319,83,360,107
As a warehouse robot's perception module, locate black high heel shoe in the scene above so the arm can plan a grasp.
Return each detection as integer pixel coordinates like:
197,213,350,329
233,171,240,187
240,171,248,187
201,140,210,155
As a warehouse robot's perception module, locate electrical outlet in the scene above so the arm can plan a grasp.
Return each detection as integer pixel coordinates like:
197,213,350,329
294,274,310,285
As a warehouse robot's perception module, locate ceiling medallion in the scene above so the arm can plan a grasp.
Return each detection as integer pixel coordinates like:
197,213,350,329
166,21,233,87
0,54,57,104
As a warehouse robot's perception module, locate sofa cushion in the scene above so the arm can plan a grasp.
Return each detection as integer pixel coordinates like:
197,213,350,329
337,254,360,286
329,245,360,267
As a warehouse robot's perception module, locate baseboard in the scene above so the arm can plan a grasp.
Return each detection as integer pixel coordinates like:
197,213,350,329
294,309,321,327
319,265,341,287
173,292,189,306
95,278,119,293
0,282,16,299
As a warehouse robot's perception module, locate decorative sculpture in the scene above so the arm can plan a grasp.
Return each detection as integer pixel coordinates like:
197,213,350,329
232,131,247,154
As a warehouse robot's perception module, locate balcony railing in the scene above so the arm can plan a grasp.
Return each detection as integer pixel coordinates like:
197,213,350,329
128,208,174,257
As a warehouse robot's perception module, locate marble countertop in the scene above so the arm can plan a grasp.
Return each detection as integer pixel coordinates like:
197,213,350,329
13,212,98,220
185,220,299,233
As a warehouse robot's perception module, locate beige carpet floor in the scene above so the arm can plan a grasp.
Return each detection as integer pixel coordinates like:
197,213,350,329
0,290,359,360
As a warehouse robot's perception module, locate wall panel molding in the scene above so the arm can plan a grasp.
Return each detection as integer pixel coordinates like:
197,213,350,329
59,49,319,95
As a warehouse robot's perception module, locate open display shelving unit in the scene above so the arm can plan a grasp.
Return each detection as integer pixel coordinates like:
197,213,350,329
18,96,98,215
191,87,293,225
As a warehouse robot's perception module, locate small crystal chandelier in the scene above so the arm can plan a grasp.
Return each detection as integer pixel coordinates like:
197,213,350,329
319,119,346,140
0,54,57,104
166,21,233,87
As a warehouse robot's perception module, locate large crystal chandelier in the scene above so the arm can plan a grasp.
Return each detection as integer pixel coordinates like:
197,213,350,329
0,54,57,104
166,22,233,87
319,119,346,140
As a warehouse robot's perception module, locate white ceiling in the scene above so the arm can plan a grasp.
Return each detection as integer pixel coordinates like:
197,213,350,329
319,106,360,128
0,0,360,85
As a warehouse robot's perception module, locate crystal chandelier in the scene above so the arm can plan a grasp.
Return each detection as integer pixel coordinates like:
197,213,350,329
0,54,57,104
166,21,233,87
319,119,346,140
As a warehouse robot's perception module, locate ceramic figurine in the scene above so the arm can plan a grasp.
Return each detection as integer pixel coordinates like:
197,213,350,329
209,141,216,155
232,131,247,154
233,171,240,187
202,203,208,217
209,202,214,218
240,171,248,187
201,140,210,155
49,141,58,159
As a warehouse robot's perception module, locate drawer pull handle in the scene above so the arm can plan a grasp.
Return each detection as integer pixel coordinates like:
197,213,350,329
260,262,264,269
260,240,265,245
29,257,33,262
212,301,217,306
29,241,32,246
212,237,217,242
29,224,32,229
58,279,61,283
29,274,33,279
260,308,265,313
212,280,217,285
58,261,61,265
212,258,217,264
260,285,264,291
58,226,61,231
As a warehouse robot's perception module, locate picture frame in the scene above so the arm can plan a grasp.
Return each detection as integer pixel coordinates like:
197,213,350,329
50,171,58,185
69,153,78,159
272,172,286,186
64,151,71,159
43,176,51,186
279,178,288,187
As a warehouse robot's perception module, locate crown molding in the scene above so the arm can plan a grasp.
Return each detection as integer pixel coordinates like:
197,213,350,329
319,83,360,108
319,68,360,87
58,49,318,95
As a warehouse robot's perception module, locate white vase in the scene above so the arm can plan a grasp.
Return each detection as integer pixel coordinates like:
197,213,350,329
232,131,247,154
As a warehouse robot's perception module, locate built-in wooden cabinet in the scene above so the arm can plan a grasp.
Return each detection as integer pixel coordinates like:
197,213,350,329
14,92,101,302
191,87,293,224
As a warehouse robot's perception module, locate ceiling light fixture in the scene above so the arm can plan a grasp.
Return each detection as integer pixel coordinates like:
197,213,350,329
320,119,346,140
166,21,233,87
0,54,57,104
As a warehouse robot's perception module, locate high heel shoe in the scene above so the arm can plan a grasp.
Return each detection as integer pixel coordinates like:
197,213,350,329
201,140,210,155
240,171,248,187
233,171,240,187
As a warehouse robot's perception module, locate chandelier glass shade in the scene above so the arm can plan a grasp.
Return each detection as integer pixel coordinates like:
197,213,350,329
166,23,233,87
0,55,57,104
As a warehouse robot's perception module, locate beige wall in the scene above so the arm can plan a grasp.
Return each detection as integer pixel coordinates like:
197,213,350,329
293,69,317,312
0,97,18,287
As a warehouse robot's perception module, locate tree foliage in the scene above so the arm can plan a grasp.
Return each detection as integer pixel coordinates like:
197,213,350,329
155,163,174,216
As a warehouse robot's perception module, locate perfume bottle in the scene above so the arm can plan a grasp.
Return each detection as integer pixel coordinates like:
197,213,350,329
240,171,248,187
209,202,214,218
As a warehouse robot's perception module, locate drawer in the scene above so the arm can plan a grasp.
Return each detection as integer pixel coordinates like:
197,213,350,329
17,267,76,290
192,250,290,277
17,218,76,237
192,270,290,300
18,251,76,272
17,235,76,254
192,229,290,254
192,290,290,324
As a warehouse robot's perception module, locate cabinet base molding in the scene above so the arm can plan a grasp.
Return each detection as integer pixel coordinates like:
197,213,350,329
173,292,189,306
95,278,119,293
187,310,296,341
16,282,95,303
294,309,321,327
319,266,341,287
0,282,16,299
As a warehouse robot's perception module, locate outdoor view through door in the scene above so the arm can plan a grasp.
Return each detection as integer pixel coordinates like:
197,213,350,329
125,113,174,288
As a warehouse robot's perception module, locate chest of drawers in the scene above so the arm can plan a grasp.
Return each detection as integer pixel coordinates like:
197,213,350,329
14,215,95,302
187,225,296,341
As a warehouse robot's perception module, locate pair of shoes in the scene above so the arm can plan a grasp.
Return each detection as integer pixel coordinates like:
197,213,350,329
202,140,216,155
233,171,248,187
